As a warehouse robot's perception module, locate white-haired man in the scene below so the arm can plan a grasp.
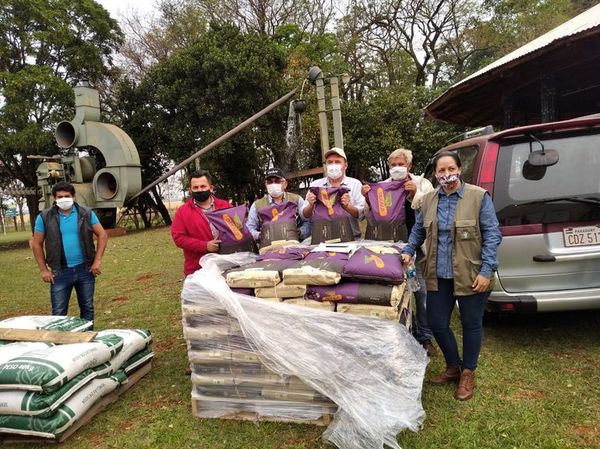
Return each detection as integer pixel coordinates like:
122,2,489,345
362,148,437,356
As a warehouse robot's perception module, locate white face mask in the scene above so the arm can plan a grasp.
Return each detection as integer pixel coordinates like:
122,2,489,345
389,166,408,181
267,183,283,198
56,197,74,211
327,163,343,180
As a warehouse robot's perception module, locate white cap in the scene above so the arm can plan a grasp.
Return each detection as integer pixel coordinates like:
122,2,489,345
323,147,347,160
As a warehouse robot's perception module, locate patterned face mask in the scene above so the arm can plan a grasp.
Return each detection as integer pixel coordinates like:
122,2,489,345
436,173,460,187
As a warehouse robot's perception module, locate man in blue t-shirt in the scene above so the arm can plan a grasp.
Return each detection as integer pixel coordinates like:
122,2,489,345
31,182,108,322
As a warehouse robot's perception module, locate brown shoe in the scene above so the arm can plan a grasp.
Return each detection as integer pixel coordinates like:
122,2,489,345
422,340,438,357
429,366,461,385
455,369,476,401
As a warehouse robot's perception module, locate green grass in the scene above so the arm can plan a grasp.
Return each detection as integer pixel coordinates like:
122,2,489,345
0,229,31,245
0,228,599,449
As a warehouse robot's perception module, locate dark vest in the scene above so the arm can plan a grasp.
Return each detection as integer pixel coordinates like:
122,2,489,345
40,204,96,271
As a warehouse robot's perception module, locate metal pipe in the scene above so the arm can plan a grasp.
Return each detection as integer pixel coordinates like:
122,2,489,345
315,77,329,175
330,76,344,150
128,87,299,204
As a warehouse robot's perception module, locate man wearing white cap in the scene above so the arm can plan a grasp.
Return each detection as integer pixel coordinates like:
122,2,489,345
302,147,365,239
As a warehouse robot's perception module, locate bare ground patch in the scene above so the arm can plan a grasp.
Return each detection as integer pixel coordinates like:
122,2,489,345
511,388,546,400
153,335,178,352
571,424,600,447
136,273,154,282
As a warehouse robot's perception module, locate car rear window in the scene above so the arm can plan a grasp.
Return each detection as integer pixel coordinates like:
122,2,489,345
425,145,479,186
493,130,600,226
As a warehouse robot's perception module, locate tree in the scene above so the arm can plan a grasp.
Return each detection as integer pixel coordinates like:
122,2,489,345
117,1,211,81
171,0,337,36
467,0,574,70
124,24,290,204
342,84,461,181
0,0,123,229
337,0,481,89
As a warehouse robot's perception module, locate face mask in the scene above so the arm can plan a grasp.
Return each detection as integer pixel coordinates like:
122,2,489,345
389,166,408,181
436,173,460,187
192,190,211,203
327,163,343,180
267,183,283,198
55,198,74,211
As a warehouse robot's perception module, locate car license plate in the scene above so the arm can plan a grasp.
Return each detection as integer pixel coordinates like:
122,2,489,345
563,225,600,247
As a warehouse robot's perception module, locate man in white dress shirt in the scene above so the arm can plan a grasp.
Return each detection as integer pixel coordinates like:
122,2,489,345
302,147,365,239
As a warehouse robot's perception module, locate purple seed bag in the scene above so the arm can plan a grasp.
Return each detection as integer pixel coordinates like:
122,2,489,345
257,201,298,225
366,181,407,223
230,287,255,296
306,282,396,306
206,205,256,254
310,186,351,221
342,247,404,284
256,246,309,261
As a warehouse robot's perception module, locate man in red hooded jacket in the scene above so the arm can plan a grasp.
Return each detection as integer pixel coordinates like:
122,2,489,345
171,170,232,276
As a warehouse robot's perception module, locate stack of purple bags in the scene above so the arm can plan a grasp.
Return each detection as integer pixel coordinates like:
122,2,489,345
225,244,411,326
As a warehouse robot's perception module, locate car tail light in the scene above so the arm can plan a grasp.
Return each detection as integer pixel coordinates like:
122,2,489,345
500,303,515,311
479,142,499,196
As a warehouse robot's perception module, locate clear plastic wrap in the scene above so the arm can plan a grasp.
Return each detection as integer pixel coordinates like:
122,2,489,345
182,252,428,449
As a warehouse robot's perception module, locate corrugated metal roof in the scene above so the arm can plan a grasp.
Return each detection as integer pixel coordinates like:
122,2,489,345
453,3,600,88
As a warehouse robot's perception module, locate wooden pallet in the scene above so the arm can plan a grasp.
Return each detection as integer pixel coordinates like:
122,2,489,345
192,406,333,427
0,328,97,344
192,393,337,426
0,361,152,444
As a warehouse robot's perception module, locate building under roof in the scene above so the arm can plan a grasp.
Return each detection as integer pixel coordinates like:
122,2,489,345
426,4,600,129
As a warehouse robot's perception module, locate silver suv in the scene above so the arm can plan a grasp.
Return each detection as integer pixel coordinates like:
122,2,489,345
425,116,600,313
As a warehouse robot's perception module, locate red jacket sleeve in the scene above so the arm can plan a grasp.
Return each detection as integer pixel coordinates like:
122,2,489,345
170,207,209,253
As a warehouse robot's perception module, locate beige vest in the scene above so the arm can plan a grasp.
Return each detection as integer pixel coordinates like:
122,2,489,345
421,183,491,296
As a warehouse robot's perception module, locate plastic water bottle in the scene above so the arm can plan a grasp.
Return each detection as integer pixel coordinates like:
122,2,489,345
405,259,421,292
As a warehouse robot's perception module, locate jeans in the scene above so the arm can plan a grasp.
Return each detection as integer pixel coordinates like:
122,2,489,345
412,257,434,343
426,278,488,370
50,264,95,322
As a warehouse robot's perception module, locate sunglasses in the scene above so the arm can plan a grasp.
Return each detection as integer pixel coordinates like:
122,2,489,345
266,178,283,184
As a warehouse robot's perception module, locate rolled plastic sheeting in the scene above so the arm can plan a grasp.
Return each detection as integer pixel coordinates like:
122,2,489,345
182,252,428,449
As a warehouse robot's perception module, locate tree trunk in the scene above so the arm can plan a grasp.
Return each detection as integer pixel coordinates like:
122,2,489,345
137,201,152,229
150,186,172,225
17,198,25,231
26,195,39,234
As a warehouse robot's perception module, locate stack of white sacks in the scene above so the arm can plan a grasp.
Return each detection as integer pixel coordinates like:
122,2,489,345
0,316,153,439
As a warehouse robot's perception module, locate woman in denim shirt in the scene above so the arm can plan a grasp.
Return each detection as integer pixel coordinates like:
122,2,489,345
401,152,502,401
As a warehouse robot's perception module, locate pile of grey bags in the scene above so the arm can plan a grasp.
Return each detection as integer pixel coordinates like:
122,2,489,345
182,253,428,449
182,300,337,424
